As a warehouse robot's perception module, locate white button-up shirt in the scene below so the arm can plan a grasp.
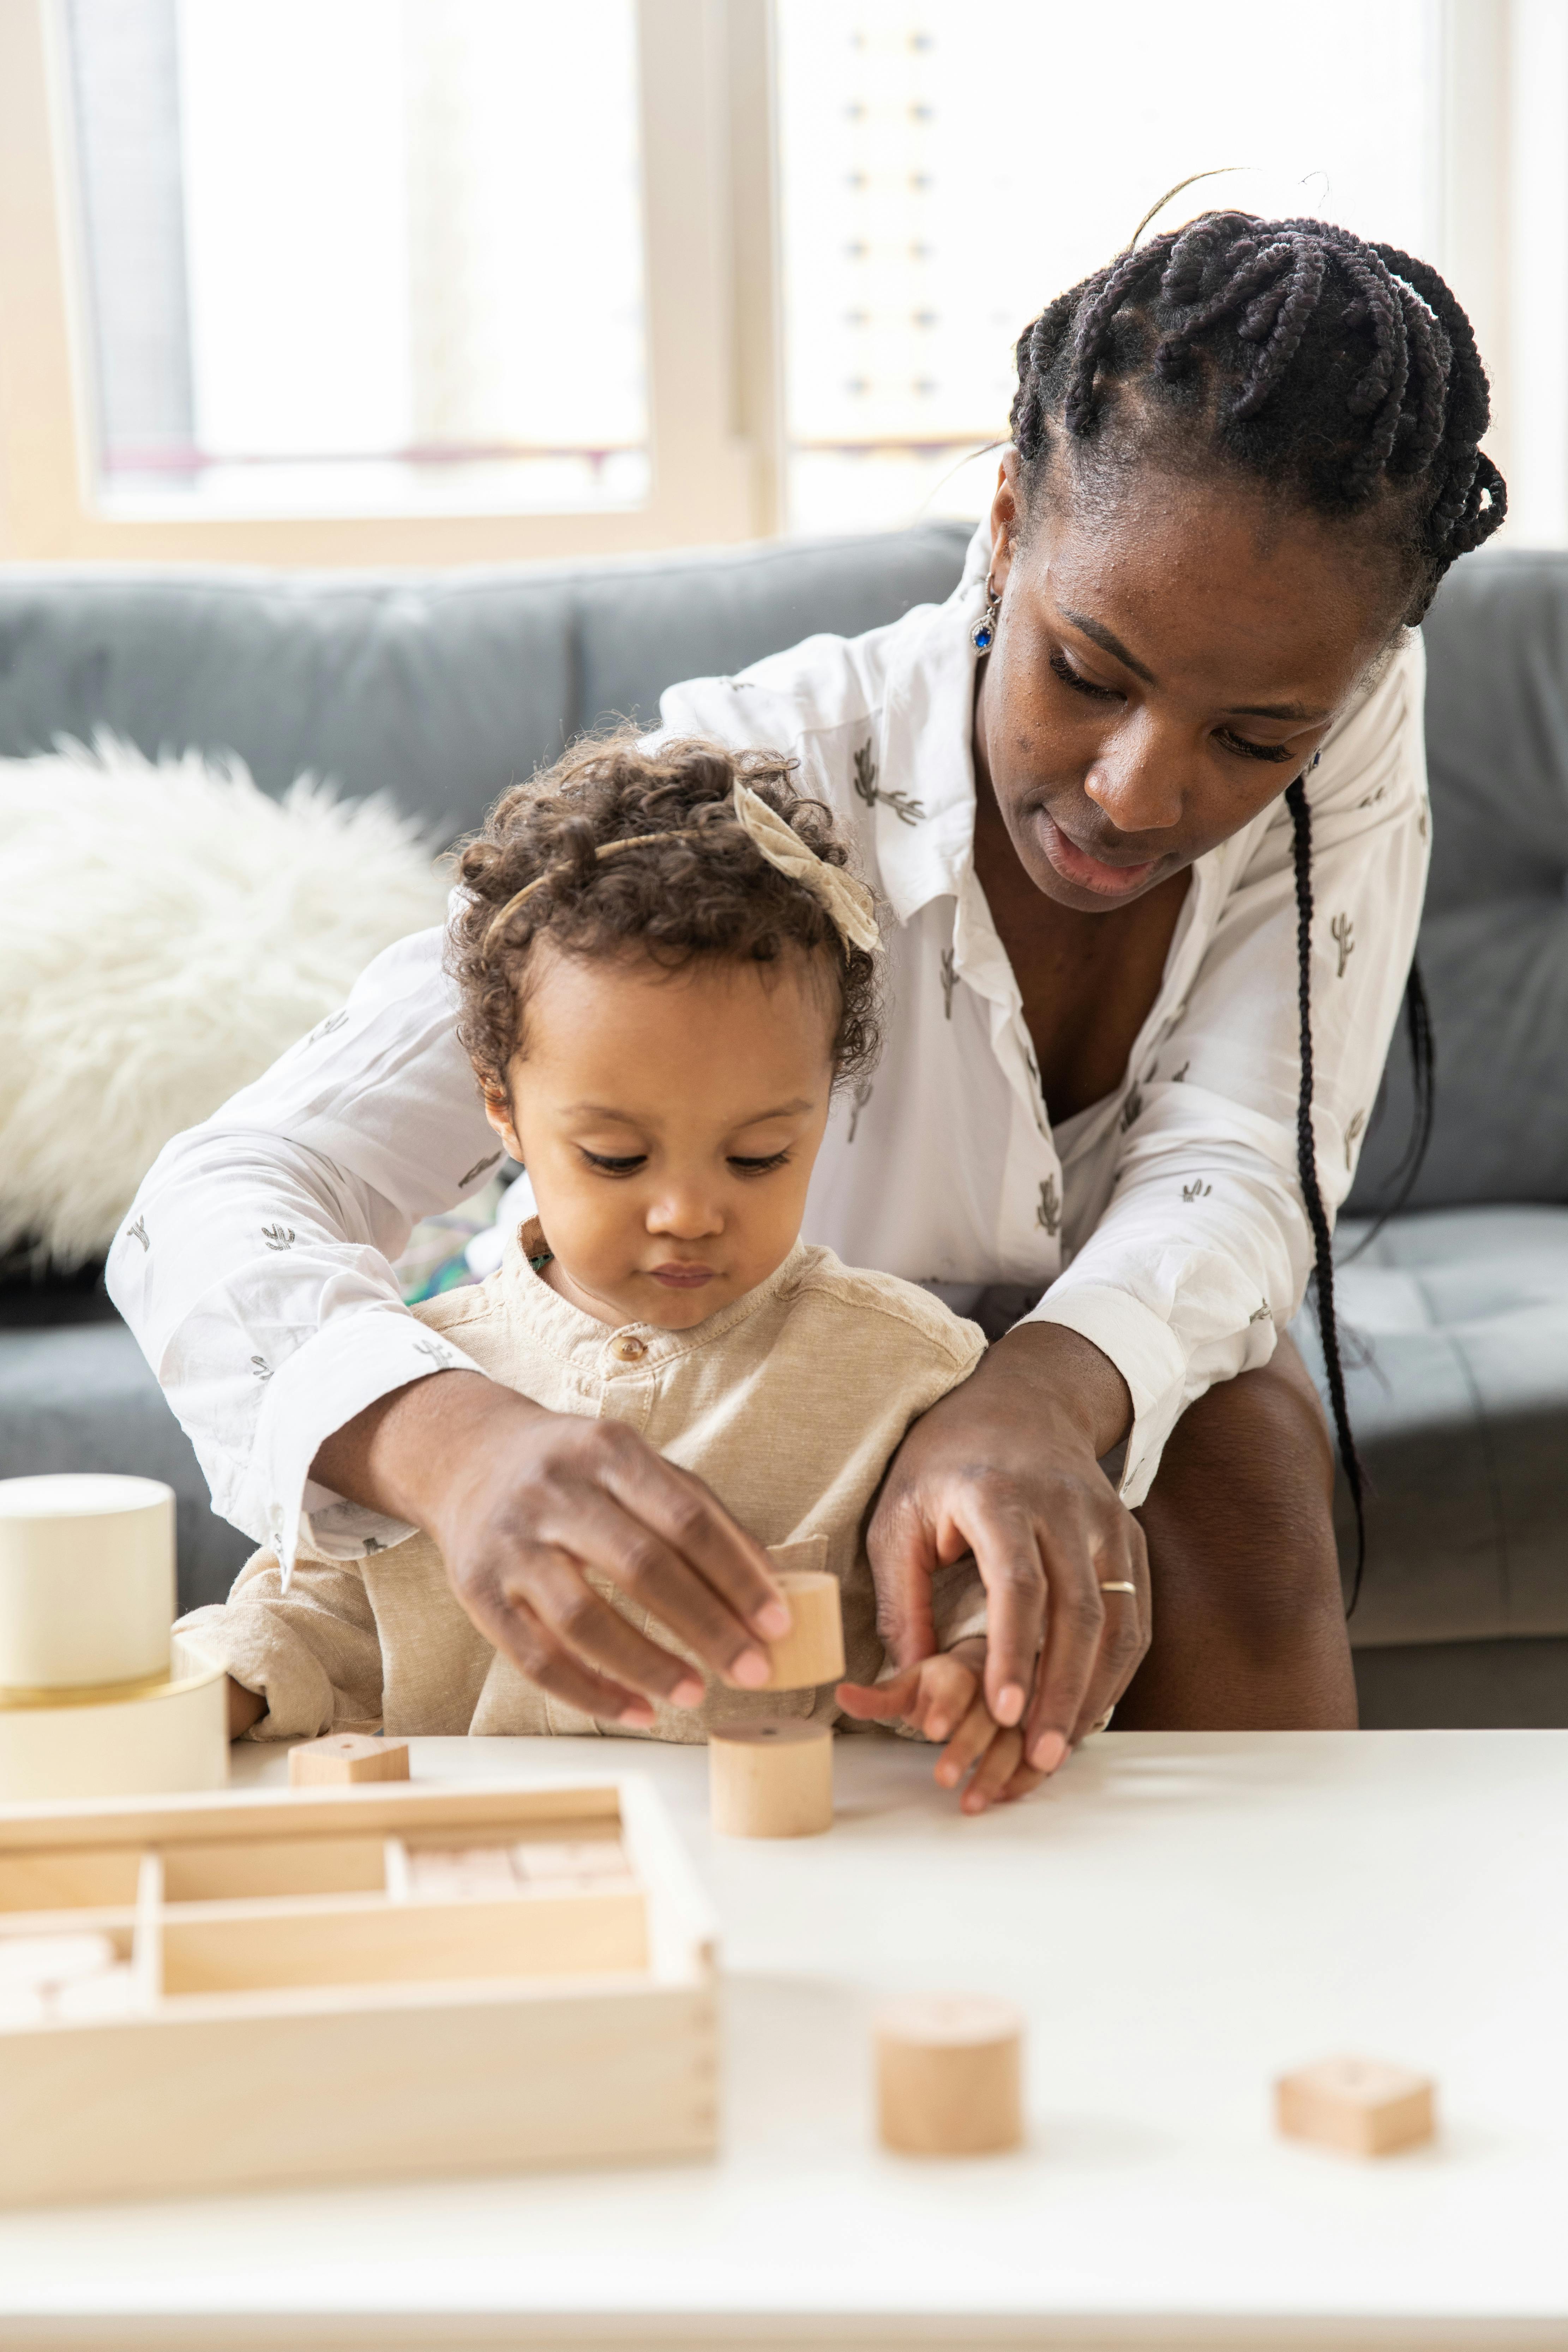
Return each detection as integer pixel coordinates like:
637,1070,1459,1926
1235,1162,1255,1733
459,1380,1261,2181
109,527,1430,1569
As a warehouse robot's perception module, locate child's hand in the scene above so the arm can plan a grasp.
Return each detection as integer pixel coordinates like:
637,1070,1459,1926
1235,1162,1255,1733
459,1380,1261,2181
837,1639,1044,1814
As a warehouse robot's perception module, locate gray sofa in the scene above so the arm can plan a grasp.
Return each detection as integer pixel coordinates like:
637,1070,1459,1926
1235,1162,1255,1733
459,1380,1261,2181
2,526,1565,1726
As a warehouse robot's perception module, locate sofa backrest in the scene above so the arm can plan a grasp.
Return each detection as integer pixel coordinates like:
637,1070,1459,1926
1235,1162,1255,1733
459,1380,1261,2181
0,524,971,848
1350,549,1568,1211
2,521,1561,1212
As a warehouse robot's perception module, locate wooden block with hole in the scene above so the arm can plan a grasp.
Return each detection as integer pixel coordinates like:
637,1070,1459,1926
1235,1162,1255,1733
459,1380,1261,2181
0,1772,717,2205
1275,2054,1436,2157
874,1992,1025,2156
709,1719,833,1837
289,1733,410,1788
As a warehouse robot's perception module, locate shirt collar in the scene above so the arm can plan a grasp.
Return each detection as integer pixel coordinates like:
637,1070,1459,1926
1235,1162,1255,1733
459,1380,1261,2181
872,521,993,928
498,1233,811,1375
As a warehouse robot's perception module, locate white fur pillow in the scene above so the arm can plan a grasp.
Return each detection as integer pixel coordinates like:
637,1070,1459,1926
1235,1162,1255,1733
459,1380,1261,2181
0,736,451,1268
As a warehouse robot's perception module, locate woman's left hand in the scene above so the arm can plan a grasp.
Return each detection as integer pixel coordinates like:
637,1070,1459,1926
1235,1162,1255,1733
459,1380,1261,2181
866,1321,1151,1774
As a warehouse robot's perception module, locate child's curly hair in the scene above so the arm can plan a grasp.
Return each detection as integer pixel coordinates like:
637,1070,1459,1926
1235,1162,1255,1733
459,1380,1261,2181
450,731,882,1097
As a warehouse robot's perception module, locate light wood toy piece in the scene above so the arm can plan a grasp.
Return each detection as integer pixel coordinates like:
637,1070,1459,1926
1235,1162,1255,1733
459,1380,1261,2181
1275,2054,1436,2158
709,1719,833,1838
874,1992,1025,2156
289,1733,411,1788
758,1571,845,1691
0,1773,716,2205
0,1476,226,1803
0,1473,174,1688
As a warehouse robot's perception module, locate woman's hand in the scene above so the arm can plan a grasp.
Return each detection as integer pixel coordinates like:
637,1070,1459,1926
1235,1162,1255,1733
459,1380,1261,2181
867,1323,1150,1774
314,1371,791,1725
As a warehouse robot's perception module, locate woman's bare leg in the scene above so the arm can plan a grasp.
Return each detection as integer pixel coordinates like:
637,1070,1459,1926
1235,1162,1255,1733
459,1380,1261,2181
1113,1331,1358,1730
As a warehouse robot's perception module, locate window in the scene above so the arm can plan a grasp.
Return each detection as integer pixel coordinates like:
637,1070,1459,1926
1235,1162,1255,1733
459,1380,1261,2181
775,0,1441,535
68,0,649,517
0,0,1562,560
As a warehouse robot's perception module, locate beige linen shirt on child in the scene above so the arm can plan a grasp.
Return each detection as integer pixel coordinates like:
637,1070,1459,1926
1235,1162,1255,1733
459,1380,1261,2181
181,1237,987,1742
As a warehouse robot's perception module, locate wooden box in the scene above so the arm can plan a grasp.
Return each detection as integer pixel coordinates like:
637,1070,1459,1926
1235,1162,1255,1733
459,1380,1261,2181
0,1774,717,2206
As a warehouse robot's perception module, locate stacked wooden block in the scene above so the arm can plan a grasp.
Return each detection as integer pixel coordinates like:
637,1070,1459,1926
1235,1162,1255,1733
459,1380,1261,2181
0,1474,227,1800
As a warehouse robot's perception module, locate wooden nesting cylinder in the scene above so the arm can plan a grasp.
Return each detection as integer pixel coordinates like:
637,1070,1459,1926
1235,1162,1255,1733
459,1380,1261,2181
709,1719,833,1838
759,1571,845,1692
0,1474,174,1691
289,1733,410,1788
874,1993,1025,2156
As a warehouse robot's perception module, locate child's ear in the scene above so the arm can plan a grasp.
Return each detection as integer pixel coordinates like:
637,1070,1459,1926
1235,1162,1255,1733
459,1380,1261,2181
481,1083,523,1164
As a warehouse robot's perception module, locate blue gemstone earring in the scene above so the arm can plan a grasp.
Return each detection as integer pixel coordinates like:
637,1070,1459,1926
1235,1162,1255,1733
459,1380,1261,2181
969,574,1000,654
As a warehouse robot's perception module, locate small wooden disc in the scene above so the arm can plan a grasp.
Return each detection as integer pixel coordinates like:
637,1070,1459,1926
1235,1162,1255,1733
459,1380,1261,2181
759,1572,845,1692
709,1718,833,1838
874,1992,1025,2156
289,1733,410,1787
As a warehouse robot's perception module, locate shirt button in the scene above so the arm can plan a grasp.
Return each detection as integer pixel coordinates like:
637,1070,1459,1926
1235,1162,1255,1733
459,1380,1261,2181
611,1334,648,1363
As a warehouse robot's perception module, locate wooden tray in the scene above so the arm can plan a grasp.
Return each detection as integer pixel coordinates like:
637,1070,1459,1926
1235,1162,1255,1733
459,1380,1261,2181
0,1774,717,2206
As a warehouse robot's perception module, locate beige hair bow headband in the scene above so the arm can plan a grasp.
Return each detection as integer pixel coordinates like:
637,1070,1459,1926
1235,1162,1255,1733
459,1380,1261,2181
481,781,880,962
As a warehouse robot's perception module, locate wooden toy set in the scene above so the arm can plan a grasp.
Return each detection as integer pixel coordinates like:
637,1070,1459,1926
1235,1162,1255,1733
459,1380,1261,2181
0,1476,1439,2189
0,1771,716,2206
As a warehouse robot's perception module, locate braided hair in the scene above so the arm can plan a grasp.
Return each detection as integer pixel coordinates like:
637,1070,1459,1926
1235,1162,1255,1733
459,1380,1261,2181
1008,214,1506,1604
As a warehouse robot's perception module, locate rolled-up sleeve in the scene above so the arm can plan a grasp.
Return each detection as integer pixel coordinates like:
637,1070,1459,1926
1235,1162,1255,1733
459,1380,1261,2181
1028,632,1431,1506
107,917,497,1572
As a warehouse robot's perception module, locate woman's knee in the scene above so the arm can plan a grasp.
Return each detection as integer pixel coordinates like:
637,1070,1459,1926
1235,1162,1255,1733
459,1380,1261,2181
1140,1338,1347,1656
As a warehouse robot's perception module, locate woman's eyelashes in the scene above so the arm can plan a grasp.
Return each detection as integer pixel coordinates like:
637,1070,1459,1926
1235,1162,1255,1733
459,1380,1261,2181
1048,647,1119,703
1050,644,1299,765
1213,728,1297,764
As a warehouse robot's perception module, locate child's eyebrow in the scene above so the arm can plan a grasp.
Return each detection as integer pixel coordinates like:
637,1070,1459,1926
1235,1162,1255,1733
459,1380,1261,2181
560,1098,817,1123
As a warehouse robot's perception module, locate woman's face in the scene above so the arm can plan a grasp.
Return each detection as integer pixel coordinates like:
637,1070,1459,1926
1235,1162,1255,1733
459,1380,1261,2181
976,450,1403,910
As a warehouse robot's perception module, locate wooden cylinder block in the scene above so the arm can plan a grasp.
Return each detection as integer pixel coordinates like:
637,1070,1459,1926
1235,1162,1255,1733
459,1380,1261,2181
0,1474,174,1690
0,1630,227,1804
759,1572,845,1692
874,1993,1025,2156
709,1719,833,1838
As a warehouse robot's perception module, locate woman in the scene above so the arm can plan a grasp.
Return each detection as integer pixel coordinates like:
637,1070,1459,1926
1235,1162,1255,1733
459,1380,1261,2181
112,214,1504,1781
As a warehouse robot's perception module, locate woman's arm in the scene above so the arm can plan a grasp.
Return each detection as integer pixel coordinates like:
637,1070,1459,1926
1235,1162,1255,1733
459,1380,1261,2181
873,632,1430,1768
110,924,789,1714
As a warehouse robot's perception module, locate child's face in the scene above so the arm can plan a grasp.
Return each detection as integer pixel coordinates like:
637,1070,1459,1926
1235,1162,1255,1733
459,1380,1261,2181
483,943,837,1331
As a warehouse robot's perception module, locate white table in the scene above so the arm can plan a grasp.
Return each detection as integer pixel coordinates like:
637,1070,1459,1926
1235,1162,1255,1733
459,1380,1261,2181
1,1729,1566,2351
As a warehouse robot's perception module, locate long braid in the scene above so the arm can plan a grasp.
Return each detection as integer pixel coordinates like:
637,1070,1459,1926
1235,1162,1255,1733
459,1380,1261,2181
1286,772,1367,1609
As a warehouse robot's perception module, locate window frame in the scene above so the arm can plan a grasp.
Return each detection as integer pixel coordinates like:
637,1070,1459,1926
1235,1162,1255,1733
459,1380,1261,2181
0,0,782,561
0,1,1546,562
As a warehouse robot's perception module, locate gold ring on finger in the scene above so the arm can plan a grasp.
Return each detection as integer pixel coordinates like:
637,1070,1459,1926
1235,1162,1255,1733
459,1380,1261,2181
1089,1706,1116,1734
1098,1580,1137,1595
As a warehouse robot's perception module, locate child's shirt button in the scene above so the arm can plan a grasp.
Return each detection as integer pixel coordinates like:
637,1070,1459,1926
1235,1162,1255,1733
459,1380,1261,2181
610,1333,648,1363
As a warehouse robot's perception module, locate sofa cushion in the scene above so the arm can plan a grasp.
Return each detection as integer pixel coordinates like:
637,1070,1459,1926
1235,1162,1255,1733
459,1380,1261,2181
1294,1203,1568,1648
0,1318,252,1613
1351,551,1568,1212
0,524,972,847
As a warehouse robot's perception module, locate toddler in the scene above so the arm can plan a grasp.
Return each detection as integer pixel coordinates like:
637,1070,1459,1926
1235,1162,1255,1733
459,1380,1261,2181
183,734,1030,1809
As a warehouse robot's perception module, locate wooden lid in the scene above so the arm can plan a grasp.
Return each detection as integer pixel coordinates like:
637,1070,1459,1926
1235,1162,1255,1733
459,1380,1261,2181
708,1718,831,1749
874,1992,1024,2050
